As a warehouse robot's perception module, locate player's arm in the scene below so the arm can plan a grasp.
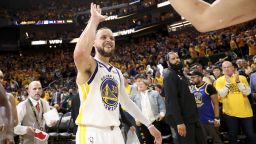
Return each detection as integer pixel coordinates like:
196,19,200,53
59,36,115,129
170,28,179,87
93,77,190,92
169,0,256,32
119,73,162,144
73,3,107,84
237,76,251,96
119,76,151,127
7,93,18,127
207,85,220,119
215,78,229,97
207,84,221,127
0,84,11,129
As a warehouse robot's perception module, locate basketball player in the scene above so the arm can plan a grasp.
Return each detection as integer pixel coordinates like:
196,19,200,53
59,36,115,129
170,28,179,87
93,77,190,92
169,0,256,32
0,83,12,143
0,70,18,143
73,3,162,144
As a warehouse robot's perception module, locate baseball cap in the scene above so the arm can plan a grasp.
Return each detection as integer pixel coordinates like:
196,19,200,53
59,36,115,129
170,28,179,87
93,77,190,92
190,71,204,77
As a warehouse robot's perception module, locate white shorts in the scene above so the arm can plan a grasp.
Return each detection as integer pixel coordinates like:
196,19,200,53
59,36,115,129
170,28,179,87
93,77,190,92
76,125,125,144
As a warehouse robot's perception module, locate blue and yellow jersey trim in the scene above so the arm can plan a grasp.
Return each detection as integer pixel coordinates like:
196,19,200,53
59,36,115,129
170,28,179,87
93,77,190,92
194,83,209,95
76,83,90,125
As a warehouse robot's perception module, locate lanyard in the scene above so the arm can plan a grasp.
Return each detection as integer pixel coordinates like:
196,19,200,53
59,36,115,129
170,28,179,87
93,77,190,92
28,99,44,129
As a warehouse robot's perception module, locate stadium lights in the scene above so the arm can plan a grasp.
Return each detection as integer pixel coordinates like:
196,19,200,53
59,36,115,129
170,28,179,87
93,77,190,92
135,25,158,33
70,38,79,43
31,39,63,45
129,0,140,5
113,28,135,37
49,39,62,44
106,15,118,21
31,40,47,45
18,20,73,25
66,20,73,23
157,1,170,8
70,25,158,43
167,20,192,32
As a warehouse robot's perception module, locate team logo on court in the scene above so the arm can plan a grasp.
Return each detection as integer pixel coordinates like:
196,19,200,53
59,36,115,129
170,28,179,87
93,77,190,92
100,76,118,111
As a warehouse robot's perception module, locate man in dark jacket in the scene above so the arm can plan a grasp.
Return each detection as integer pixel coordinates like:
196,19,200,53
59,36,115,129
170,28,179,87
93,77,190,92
163,52,206,144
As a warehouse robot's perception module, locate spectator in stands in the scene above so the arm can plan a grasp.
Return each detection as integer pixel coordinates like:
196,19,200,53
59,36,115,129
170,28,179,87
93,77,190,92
14,81,57,144
0,83,13,143
236,59,249,78
190,71,222,144
212,67,222,81
154,70,164,86
51,88,61,111
59,88,73,114
163,52,206,144
215,61,256,144
0,70,18,144
71,92,80,135
247,36,256,56
250,56,256,99
196,63,214,84
132,79,166,144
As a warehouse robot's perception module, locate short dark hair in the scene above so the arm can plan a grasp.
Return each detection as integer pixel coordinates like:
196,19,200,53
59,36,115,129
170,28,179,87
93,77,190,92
213,66,222,71
190,71,204,77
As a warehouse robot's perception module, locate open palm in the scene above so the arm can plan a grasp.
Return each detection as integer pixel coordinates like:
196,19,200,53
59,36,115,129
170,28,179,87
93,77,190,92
90,3,107,23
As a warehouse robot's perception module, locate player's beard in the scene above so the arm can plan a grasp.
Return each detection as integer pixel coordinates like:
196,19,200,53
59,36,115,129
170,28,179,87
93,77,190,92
193,80,200,85
96,47,114,57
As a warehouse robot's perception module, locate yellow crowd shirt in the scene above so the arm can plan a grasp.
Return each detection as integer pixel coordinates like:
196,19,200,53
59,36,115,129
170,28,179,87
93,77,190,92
215,75,253,118
155,76,163,86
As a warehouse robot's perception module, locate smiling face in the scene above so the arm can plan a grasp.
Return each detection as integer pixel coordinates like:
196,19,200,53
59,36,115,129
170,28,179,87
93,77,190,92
94,28,115,57
28,81,42,101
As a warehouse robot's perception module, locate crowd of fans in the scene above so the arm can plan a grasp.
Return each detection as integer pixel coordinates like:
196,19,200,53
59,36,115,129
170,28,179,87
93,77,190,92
0,19,255,107
22,11,174,41
0,18,255,143
1,0,161,24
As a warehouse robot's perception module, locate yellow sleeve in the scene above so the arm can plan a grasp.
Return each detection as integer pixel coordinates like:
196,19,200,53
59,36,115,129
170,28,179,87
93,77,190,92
240,75,249,87
214,76,225,90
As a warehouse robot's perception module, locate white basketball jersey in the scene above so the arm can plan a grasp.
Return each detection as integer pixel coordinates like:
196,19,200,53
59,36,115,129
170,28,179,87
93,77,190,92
76,59,122,127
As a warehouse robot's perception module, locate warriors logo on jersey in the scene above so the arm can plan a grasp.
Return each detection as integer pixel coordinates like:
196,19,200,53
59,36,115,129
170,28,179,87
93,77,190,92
193,91,204,107
100,75,118,111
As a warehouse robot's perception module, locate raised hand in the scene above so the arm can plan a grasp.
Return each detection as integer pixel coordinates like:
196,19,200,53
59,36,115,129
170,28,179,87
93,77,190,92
90,3,107,23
